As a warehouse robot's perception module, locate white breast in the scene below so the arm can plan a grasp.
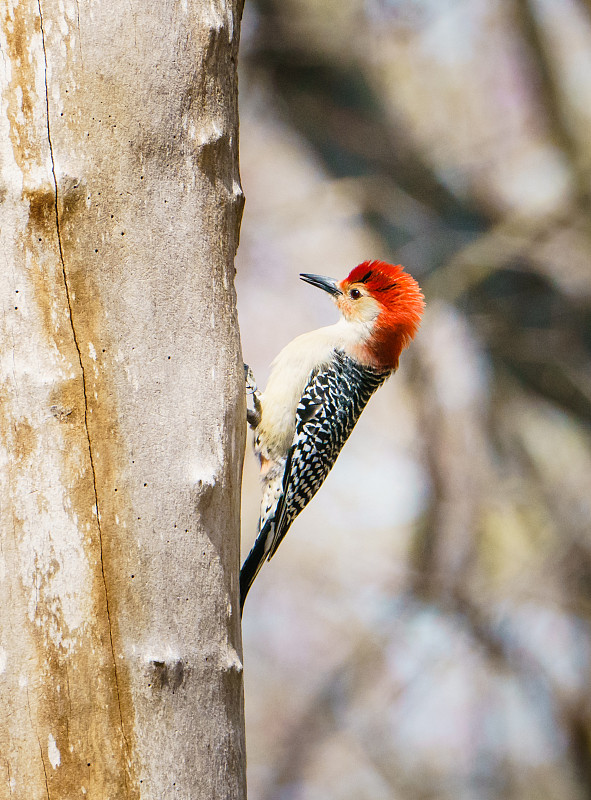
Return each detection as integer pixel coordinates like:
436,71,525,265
256,319,375,459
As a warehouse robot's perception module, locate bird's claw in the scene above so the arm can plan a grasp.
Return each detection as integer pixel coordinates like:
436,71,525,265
244,363,262,428
244,363,259,396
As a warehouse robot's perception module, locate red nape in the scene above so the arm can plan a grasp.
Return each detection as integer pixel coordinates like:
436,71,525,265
342,260,425,370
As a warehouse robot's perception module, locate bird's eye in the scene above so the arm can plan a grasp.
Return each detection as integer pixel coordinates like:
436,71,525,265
350,288,362,300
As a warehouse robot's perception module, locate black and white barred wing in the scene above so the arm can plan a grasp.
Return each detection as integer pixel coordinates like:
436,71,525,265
267,352,389,559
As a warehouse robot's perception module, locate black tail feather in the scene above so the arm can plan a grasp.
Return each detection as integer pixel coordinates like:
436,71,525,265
239,523,271,615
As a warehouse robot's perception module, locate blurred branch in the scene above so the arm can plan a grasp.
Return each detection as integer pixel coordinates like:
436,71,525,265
463,263,591,422
423,211,569,302
501,386,591,618
512,0,589,205
578,0,591,24
423,209,591,422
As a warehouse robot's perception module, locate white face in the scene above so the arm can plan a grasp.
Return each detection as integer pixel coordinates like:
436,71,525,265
335,283,382,325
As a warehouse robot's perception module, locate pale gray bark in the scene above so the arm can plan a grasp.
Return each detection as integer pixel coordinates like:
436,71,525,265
0,1,246,798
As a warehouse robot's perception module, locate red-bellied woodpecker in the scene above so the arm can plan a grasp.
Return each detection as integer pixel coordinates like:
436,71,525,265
240,260,424,612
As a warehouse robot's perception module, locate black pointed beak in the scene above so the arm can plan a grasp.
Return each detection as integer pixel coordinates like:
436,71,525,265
299,273,343,297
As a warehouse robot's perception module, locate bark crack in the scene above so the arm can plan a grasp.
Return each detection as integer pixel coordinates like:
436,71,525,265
26,688,50,800
38,738,50,800
37,1,132,786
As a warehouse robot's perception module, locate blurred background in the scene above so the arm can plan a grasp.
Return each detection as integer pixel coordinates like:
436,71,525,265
235,1,591,798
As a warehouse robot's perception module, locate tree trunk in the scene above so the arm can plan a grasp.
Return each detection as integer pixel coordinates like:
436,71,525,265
0,1,246,798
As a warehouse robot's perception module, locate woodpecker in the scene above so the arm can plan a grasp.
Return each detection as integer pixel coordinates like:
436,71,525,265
240,260,424,612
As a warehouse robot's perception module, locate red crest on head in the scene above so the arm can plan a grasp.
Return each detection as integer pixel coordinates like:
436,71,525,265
341,260,425,369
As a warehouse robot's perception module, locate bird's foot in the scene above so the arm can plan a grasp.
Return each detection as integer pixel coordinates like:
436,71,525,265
244,363,262,428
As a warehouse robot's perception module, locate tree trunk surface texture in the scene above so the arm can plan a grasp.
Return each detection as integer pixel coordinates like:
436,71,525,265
0,0,246,798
